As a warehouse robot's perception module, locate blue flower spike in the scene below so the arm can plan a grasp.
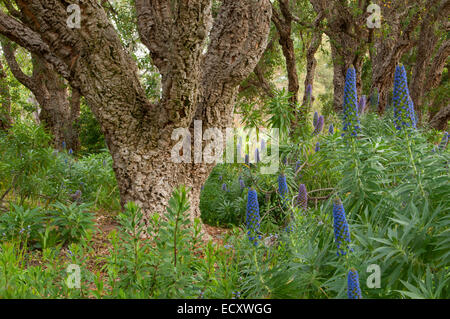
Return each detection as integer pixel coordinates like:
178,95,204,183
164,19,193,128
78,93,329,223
332,197,352,256
246,188,262,246
348,268,362,299
278,173,289,207
392,64,416,130
342,66,360,137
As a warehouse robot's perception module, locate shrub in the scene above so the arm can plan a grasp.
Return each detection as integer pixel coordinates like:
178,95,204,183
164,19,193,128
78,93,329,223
50,201,95,244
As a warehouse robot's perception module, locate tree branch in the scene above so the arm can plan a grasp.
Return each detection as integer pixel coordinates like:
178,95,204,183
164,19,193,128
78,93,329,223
199,0,272,127
0,10,71,81
1,39,37,92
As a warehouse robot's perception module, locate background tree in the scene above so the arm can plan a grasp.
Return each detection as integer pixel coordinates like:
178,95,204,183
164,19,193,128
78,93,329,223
370,0,427,114
271,0,300,106
309,0,372,112
409,0,450,124
0,55,11,129
0,0,272,228
1,40,81,150
301,13,323,107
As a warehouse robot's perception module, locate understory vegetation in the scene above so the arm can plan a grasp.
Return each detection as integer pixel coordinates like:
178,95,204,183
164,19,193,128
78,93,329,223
0,103,448,298
0,0,448,301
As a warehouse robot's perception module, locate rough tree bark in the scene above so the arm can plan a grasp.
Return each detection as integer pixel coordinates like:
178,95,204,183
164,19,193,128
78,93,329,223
1,40,81,150
239,40,275,98
0,0,272,230
410,1,450,124
370,0,427,114
427,62,450,124
271,0,299,105
429,104,450,131
310,0,370,112
0,58,11,130
302,18,322,107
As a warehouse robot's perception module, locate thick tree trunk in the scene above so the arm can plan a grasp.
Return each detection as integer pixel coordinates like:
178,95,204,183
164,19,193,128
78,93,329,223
67,88,81,152
279,36,299,105
429,104,450,131
302,29,322,107
330,42,363,112
31,55,72,150
370,0,428,114
409,25,438,124
272,0,299,106
2,41,80,150
309,0,368,113
371,43,400,114
253,63,274,98
112,143,210,226
240,40,275,98
0,59,11,130
409,1,449,124
0,0,272,231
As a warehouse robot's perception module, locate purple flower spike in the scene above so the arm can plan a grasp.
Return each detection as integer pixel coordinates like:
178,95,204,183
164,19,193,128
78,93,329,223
313,115,324,135
296,184,307,211
358,95,367,115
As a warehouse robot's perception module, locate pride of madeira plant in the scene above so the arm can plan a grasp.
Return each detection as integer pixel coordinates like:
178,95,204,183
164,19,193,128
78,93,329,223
342,66,360,137
246,188,262,246
392,64,416,130
332,197,352,256
296,184,307,212
347,268,362,299
277,173,288,207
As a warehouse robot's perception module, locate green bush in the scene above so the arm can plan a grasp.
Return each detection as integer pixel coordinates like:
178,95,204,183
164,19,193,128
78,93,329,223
0,119,120,212
50,201,95,244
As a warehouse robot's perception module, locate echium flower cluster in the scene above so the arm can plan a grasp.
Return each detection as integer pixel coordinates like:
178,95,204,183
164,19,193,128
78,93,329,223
438,132,448,151
313,111,319,128
296,184,307,211
332,197,352,256
342,66,360,137
278,173,289,207
295,160,302,173
239,176,245,190
246,188,262,246
329,123,334,135
255,148,260,163
347,268,362,299
315,142,320,152
408,97,417,128
392,64,416,130
305,84,313,108
261,138,266,152
222,183,228,192
313,115,324,135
